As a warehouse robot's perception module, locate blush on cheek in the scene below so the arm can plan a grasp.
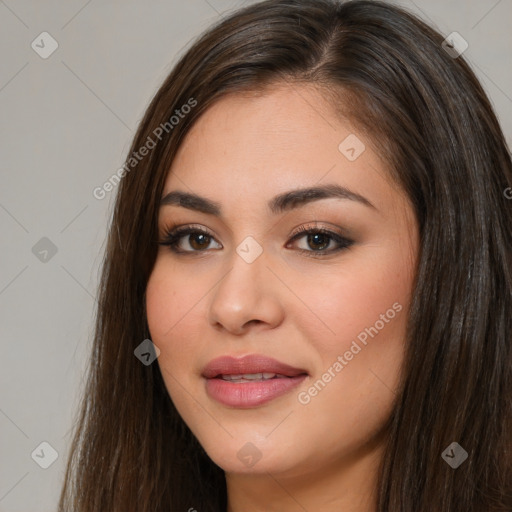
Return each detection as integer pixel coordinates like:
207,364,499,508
307,283,407,354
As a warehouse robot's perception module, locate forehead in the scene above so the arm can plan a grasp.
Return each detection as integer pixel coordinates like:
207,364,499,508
162,84,393,214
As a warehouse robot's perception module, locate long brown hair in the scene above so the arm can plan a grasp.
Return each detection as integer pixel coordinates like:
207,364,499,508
58,1,512,510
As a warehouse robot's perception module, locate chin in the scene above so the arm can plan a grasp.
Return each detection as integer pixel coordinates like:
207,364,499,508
194,428,304,477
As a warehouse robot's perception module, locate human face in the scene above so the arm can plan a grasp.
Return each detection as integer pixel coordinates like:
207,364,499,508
145,84,419,482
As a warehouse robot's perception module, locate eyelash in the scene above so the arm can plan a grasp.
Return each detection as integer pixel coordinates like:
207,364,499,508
158,223,354,258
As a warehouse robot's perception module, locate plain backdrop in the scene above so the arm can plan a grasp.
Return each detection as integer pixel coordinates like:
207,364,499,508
0,0,510,510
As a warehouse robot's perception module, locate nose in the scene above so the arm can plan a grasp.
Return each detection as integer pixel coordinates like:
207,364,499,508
207,245,285,335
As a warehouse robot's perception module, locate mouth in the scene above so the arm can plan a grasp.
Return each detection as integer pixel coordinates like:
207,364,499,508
217,372,299,383
202,355,309,408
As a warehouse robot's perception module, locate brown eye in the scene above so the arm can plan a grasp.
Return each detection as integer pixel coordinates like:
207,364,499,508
159,226,222,253
287,228,354,257
188,233,212,250
305,232,331,251
159,225,353,257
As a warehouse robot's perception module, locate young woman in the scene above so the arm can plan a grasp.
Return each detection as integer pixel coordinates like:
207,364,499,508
58,1,512,511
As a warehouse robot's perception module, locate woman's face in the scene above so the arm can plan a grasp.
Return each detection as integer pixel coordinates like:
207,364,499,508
146,84,419,481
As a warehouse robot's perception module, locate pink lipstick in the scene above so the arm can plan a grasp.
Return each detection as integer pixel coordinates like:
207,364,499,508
202,354,308,408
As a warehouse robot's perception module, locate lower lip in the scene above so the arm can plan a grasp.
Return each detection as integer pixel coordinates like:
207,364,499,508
205,375,307,408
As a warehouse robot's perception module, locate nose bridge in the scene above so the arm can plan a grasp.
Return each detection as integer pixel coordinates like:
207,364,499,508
215,237,267,305
207,237,284,332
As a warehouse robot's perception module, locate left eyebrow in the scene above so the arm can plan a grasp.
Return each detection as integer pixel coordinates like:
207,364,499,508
159,183,377,216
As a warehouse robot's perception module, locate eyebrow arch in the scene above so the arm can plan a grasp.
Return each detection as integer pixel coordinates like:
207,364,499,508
159,184,377,216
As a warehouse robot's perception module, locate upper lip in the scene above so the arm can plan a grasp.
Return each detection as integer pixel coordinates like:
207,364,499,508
202,354,308,379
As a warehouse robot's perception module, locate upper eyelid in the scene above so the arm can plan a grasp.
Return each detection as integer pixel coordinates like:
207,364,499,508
161,223,346,241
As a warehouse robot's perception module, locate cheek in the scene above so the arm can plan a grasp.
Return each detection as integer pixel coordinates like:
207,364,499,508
146,260,203,340
145,266,206,418
145,263,204,380
294,252,413,356
292,244,413,421
294,267,408,449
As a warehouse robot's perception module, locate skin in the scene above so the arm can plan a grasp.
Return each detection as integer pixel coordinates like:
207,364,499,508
145,83,419,512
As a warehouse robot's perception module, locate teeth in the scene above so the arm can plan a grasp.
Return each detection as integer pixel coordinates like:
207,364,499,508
221,372,278,382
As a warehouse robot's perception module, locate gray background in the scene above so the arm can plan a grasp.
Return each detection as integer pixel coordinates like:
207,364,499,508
0,1,510,510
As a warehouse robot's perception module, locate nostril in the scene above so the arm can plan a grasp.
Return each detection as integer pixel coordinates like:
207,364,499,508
245,319,262,327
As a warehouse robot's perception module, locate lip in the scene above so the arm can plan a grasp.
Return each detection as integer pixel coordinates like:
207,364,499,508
202,354,308,379
202,354,308,408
